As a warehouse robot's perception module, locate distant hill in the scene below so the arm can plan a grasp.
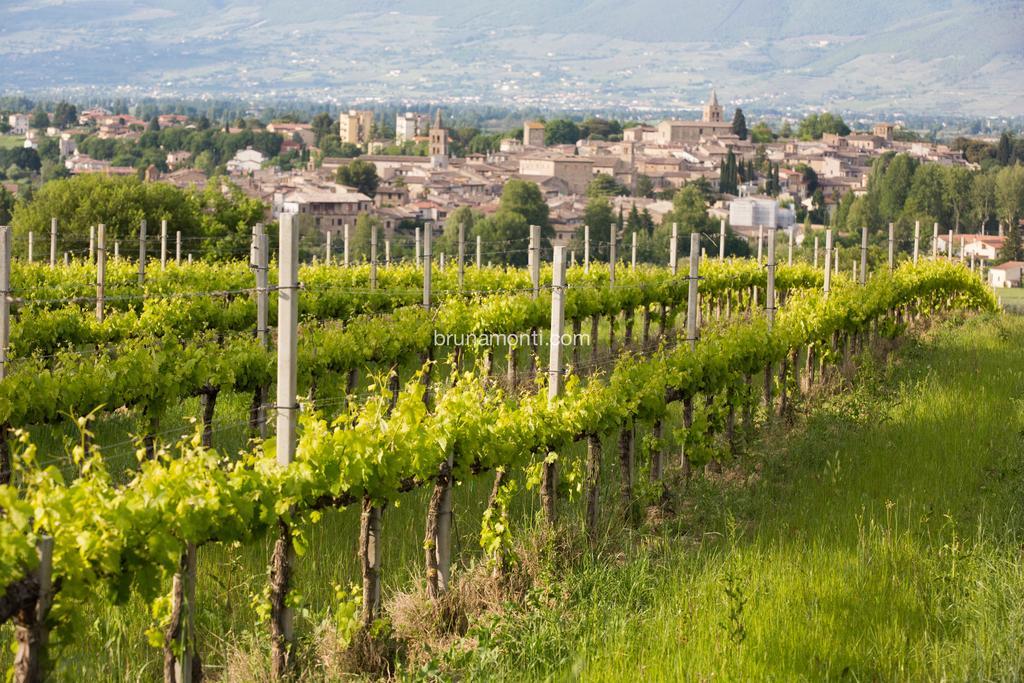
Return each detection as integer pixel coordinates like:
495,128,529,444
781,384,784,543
0,0,1021,115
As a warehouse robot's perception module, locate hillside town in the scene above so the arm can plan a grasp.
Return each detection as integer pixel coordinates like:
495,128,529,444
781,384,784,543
2,91,1022,285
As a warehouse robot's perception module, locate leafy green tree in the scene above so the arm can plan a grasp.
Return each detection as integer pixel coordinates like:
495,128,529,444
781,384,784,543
635,174,654,198
9,174,264,259
473,210,531,266
997,220,1022,262
797,113,850,140
902,163,948,230
349,212,380,261
995,164,1024,235
719,149,739,195
544,119,580,145
435,206,479,256
943,166,973,233
877,154,918,222
972,171,997,232
51,102,77,129
30,109,49,130
572,196,615,261
311,113,335,147
731,108,748,140
779,121,793,139
336,159,379,197
587,173,628,198
996,132,1013,166
499,179,550,233
0,186,14,224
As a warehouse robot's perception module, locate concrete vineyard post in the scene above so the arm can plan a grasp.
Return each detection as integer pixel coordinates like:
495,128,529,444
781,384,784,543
542,245,567,522
913,220,920,264
888,222,895,271
631,231,637,270
669,222,678,274
343,223,350,267
686,233,700,350
457,221,465,288
89,225,95,263
824,228,832,299
860,225,868,285
270,213,298,679
49,218,57,267
176,231,182,265
370,222,378,290
932,222,939,259
609,220,616,287
0,228,9,381
947,230,953,259
160,219,168,270
719,218,726,260
325,231,332,265
423,222,432,309
476,234,481,268
27,232,33,264
530,225,541,298
385,239,391,266
766,227,776,327
138,219,147,285
756,224,764,263
95,224,105,322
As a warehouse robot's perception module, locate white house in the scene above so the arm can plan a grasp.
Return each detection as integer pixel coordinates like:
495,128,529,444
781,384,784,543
962,235,1005,260
729,197,796,231
989,261,1024,288
226,148,265,175
7,114,29,135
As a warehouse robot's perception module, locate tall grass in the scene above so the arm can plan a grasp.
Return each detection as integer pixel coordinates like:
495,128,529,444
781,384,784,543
432,314,1024,681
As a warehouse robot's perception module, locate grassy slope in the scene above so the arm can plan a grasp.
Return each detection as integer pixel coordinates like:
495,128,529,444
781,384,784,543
443,314,1024,682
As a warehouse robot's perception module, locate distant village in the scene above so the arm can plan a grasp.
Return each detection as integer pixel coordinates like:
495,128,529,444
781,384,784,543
3,91,1016,280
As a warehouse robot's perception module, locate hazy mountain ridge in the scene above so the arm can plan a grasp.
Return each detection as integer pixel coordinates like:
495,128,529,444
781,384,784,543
0,0,1021,114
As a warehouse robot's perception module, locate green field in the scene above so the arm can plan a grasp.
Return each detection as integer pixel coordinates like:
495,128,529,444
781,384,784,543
0,135,25,150
429,313,1024,681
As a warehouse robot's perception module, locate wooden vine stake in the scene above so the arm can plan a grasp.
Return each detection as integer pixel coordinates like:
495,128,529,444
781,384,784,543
13,536,53,683
542,245,567,523
270,213,298,679
913,220,920,264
